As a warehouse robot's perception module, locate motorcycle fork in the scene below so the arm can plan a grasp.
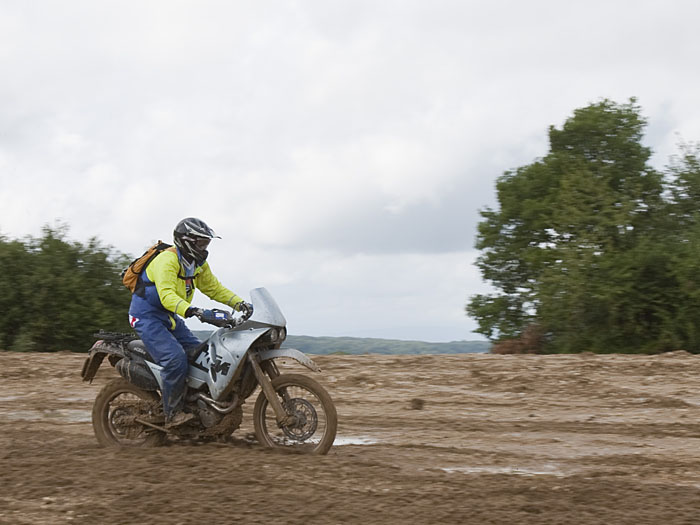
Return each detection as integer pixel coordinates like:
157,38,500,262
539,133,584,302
262,359,280,380
248,354,294,427
262,360,292,403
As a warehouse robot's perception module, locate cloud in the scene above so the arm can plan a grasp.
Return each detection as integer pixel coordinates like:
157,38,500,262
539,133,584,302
192,246,490,342
2,1,700,340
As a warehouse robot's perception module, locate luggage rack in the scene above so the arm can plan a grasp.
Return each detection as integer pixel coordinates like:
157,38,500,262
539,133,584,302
93,330,138,343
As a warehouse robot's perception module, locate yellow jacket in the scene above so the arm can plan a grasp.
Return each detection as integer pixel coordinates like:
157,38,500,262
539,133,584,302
143,248,243,317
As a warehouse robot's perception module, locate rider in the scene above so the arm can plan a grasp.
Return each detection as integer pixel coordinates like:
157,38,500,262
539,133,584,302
128,217,251,428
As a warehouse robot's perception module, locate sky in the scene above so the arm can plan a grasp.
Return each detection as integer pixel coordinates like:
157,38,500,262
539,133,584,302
1,1,699,342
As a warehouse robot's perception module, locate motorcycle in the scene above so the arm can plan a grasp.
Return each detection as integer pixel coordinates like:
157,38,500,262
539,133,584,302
81,287,337,455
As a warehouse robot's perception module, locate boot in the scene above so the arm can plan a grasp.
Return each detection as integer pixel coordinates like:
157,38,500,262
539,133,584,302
165,411,194,428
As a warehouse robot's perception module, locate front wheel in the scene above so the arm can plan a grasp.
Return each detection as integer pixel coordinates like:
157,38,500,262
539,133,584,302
253,373,337,455
92,378,166,447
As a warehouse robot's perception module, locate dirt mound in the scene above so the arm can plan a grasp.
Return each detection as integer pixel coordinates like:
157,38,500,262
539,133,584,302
2,351,700,524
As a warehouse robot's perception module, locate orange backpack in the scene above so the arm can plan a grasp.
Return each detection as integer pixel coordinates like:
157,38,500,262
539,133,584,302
121,241,173,293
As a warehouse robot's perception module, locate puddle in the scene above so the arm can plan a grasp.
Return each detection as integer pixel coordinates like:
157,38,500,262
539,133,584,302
334,436,379,446
0,411,383,443
441,465,565,477
0,408,91,423
0,395,27,402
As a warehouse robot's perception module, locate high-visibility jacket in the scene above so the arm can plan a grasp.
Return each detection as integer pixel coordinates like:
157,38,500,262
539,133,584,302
136,247,243,318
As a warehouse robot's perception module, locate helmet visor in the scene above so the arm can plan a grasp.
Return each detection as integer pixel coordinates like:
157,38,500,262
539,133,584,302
194,238,211,250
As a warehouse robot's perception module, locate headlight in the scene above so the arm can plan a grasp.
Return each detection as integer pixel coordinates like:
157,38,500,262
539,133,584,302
280,327,287,341
267,328,279,342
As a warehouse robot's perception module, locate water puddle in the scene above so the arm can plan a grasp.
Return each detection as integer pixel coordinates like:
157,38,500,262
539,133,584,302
0,408,91,423
441,465,565,477
334,436,379,446
0,395,27,402
0,410,384,445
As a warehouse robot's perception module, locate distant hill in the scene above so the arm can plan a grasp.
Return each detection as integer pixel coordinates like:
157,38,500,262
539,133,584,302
285,335,490,355
193,331,490,355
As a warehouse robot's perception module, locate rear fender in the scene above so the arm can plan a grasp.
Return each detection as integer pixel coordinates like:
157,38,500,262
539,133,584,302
81,340,126,383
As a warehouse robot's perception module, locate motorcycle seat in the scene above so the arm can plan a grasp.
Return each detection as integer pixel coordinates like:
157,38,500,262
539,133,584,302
126,340,207,364
127,340,156,362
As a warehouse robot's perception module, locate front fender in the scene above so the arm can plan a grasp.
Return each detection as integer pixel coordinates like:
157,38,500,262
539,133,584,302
81,340,125,383
257,348,321,373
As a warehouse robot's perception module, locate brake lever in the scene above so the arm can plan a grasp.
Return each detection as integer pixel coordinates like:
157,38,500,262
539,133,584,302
226,307,253,329
226,315,245,329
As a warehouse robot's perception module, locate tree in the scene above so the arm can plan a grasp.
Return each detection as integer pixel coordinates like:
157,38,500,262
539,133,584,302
660,142,700,351
465,98,693,353
0,225,132,352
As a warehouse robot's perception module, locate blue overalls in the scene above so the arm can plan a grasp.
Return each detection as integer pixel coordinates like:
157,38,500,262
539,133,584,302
128,256,201,418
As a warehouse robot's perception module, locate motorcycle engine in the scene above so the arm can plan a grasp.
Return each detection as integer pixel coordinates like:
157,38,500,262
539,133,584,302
196,400,223,428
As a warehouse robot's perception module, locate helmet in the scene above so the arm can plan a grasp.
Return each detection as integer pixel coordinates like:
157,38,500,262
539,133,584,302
173,217,220,265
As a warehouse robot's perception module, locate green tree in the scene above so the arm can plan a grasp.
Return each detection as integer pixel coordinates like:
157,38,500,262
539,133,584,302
0,225,132,352
466,98,688,353
661,142,700,351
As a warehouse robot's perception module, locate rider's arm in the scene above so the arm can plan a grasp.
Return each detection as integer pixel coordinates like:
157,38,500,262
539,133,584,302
195,262,244,308
145,250,192,317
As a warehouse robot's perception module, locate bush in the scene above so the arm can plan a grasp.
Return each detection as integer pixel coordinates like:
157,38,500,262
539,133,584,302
0,225,133,352
491,325,545,354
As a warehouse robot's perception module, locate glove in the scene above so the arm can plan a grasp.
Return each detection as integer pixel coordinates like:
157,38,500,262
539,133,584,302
185,307,203,318
200,309,233,327
234,301,254,317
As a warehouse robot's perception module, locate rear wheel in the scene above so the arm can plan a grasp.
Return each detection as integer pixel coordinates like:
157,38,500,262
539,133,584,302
92,378,166,447
253,373,337,455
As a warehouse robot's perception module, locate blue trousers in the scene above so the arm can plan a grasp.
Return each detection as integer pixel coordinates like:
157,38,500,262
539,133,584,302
129,304,201,418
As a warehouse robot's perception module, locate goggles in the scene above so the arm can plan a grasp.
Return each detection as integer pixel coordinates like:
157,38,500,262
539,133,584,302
194,238,211,250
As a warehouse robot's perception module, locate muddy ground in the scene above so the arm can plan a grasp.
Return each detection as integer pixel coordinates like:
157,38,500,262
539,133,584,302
1,351,700,524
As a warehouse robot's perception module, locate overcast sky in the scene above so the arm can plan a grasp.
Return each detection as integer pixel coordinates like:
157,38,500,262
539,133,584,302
1,1,699,342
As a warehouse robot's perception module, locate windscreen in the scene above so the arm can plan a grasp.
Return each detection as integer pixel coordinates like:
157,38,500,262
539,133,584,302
249,287,287,327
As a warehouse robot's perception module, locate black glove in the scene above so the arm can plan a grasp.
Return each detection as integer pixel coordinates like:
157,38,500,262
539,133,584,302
200,309,233,327
185,307,203,319
234,301,254,317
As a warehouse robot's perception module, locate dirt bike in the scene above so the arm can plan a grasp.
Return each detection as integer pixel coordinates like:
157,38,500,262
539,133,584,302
81,287,337,454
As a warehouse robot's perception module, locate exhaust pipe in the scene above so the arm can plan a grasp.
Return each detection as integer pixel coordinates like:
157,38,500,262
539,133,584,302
116,358,159,391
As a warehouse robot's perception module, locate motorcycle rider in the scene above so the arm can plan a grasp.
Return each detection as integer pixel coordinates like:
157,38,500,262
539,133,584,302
128,217,251,428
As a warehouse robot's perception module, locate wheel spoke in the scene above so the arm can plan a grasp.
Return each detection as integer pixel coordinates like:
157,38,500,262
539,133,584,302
261,388,327,449
254,374,337,454
107,392,154,444
93,379,164,448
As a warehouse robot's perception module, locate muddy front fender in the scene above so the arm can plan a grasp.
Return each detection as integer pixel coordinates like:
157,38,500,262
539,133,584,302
256,348,321,373
81,340,125,383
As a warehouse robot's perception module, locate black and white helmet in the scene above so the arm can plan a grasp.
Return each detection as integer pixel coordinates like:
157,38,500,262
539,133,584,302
173,217,220,265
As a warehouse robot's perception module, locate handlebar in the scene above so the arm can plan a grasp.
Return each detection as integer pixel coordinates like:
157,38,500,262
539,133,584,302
195,307,253,328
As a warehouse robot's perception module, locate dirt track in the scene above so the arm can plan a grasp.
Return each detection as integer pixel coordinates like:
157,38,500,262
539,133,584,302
2,351,700,524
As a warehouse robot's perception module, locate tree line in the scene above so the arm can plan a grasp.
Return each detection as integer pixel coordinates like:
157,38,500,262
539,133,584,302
0,225,132,351
467,98,700,354
3,98,698,355
278,335,490,355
